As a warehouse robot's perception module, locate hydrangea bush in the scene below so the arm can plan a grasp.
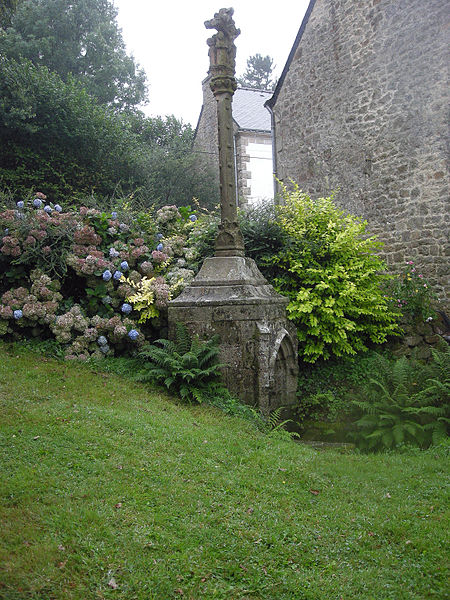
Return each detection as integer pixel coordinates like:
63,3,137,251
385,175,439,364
0,192,200,359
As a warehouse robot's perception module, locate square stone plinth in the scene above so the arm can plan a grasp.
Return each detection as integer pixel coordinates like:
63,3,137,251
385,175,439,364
168,256,298,414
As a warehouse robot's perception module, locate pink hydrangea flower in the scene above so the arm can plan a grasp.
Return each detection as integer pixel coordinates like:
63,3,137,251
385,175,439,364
152,250,169,264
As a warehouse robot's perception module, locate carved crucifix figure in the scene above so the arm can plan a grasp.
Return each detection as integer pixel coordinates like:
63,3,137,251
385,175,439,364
205,8,245,257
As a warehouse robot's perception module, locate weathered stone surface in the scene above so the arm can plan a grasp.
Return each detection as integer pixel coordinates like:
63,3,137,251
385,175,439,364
169,257,298,413
404,335,423,347
270,0,449,307
416,322,434,336
204,8,244,258
424,334,440,345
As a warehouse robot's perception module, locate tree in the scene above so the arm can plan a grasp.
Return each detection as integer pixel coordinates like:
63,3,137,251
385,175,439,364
0,0,22,28
127,113,220,209
237,54,276,90
0,57,219,207
0,56,145,199
0,0,147,111
0,1,219,207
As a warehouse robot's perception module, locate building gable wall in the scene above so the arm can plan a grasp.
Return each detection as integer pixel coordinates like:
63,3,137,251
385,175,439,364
194,78,274,206
272,0,449,304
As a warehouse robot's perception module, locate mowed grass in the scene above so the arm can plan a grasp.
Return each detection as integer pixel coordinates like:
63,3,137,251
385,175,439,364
0,342,448,600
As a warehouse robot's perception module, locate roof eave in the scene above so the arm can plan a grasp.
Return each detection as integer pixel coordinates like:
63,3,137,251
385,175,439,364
235,128,271,134
265,0,317,110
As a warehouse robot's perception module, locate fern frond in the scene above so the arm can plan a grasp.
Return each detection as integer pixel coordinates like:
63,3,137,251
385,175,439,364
174,322,192,355
267,407,283,429
197,347,220,368
133,326,226,405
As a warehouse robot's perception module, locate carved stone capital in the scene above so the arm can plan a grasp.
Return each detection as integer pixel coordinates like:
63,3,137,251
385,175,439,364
210,75,237,96
215,220,245,257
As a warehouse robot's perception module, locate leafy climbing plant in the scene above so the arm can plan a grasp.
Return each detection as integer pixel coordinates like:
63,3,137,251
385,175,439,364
135,322,227,404
350,346,449,451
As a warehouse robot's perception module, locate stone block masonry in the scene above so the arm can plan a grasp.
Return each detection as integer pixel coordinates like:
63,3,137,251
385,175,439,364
270,0,449,307
169,256,298,414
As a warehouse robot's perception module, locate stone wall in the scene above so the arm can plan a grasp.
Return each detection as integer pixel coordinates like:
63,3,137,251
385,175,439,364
272,0,449,306
193,76,220,188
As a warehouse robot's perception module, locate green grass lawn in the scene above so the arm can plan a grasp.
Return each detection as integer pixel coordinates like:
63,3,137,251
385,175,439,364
0,342,448,600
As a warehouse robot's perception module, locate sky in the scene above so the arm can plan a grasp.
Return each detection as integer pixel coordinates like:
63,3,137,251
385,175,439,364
113,0,310,127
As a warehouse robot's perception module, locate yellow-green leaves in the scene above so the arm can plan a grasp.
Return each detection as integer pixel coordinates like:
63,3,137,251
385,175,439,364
123,276,163,323
271,184,401,362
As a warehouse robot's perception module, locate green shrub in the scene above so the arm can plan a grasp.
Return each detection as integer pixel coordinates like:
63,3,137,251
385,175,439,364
0,57,144,201
271,183,401,362
239,202,286,281
350,345,450,451
135,323,228,404
0,197,200,358
183,201,285,278
0,58,218,207
183,209,219,273
387,260,437,323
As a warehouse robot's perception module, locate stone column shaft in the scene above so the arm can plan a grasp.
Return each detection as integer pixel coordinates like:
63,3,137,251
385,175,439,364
216,91,236,223
205,8,245,257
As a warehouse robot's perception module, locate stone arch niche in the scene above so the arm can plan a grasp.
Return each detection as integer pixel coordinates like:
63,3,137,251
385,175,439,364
268,330,298,411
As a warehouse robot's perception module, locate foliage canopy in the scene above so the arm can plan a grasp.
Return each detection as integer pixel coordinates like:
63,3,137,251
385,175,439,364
0,0,147,110
0,0,219,207
237,53,276,90
0,57,218,206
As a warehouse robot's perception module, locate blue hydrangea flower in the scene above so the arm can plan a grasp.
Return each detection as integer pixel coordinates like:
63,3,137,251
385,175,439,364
100,344,110,354
17,200,24,209
121,303,132,314
33,198,43,208
4,228,8,235
156,243,164,251
113,270,123,281
189,214,197,222
102,296,112,305
120,260,129,271
102,269,112,281
54,204,62,212
156,233,163,240
13,309,23,319
111,211,118,219
128,329,139,341
109,248,119,258
97,336,108,346
44,205,52,214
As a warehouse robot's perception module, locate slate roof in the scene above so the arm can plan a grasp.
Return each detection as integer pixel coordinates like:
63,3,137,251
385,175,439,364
232,88,272,132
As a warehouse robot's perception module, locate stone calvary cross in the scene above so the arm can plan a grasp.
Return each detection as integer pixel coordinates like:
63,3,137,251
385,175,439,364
168,8,298,414
204,7,245,257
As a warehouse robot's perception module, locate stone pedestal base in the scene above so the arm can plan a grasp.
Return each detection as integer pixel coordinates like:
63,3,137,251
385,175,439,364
168,256,298,414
